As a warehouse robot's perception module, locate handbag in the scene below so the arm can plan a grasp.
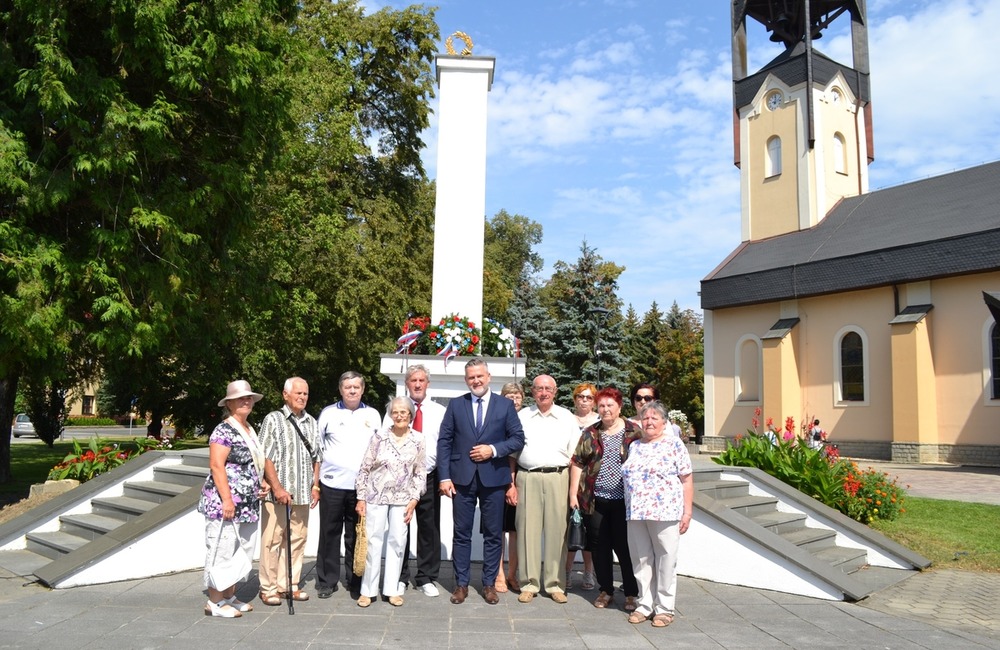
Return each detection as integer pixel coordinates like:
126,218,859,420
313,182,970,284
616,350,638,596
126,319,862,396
567,507,586,552
207,521,253,590
353,512,368,577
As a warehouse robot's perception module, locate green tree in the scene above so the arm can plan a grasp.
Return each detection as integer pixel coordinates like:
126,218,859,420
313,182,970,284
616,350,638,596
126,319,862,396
624,301,667,391
655,304,705,436
0,0,299,480
531,242,631,402
235,0,439,410
483,210,543,320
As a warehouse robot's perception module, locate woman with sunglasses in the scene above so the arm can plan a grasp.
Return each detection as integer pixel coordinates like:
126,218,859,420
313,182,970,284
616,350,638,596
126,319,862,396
628,383,659,426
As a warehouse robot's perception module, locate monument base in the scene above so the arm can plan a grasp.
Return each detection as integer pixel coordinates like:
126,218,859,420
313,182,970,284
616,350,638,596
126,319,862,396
379,353,527,401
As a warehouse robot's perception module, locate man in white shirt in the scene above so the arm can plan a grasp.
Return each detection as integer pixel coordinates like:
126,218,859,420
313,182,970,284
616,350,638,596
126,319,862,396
512,374,580,604
315,371,380,600
382,364,446,597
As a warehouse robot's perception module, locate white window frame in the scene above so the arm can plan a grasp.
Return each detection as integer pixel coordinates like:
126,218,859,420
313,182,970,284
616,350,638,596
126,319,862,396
833,325,869,406
981,318,1000,406
765,136,782,178
735,334,762,405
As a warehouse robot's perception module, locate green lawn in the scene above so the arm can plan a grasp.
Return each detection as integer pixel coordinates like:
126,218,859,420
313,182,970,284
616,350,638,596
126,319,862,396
871,496,1000,573
2,437,207,504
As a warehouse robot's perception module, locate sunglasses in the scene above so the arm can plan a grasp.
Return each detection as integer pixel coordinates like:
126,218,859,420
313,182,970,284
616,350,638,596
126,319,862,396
634,395,655,403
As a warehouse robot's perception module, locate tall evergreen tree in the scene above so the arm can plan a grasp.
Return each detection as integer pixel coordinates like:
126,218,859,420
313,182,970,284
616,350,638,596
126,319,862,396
533,242,631,402
655,305,705,435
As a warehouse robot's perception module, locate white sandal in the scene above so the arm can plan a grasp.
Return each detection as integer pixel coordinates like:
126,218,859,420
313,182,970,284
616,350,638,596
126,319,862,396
225,596,253,612
204,600,242,618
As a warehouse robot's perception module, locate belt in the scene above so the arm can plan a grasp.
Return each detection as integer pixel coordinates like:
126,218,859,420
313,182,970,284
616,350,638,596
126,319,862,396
521,466,567,473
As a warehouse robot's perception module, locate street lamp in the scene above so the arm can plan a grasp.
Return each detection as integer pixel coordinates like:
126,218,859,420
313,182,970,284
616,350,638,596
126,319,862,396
588,307,611,388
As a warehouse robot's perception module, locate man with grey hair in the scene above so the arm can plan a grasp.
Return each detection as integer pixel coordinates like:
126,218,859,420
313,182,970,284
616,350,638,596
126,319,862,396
315,371,381,599
383,364,447,596
513,374,579,604
258,377,321,605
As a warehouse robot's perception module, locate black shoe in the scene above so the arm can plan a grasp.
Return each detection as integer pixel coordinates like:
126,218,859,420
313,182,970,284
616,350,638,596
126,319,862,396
317,585,337,599
349,590,361,600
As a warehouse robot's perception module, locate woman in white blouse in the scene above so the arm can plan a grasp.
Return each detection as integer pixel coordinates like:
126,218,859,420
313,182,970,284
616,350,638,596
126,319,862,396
354,397,426,607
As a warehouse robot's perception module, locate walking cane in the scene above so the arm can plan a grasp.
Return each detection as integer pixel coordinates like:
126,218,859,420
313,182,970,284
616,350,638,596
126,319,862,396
285,502,295,615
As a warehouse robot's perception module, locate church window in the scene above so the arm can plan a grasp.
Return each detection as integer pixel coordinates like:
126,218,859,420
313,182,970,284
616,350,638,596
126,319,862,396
991,323,1000,399
766,136,782,177
833,132,847,174
839,331,865,401
735,336,762,403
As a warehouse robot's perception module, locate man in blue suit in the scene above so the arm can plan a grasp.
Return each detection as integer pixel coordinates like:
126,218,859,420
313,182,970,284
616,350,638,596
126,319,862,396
438,358,524,605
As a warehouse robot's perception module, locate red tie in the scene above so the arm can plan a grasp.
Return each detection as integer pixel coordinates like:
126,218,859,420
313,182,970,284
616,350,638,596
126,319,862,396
413,401,423,432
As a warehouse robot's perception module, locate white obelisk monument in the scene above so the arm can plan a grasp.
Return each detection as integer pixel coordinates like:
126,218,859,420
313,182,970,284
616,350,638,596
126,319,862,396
380,34,524,398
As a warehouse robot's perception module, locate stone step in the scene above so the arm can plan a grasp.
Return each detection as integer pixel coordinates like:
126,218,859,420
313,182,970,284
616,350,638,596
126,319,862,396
122,480,189,504
153,463,208,487
751,510,807,534
780,526,837,551
716,494,779,517
813,545,869,573
90,496,158,522
59,513,125,541
696,479,750,500
25,530,89,560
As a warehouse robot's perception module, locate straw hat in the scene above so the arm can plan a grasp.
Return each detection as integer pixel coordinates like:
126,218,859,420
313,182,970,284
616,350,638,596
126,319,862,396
217,380,264,407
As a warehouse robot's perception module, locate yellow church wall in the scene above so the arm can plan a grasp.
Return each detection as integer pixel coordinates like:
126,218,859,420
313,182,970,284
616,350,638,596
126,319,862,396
707,275,1000,460
746,101,799,241
818,92,863,210
925,272,1000,446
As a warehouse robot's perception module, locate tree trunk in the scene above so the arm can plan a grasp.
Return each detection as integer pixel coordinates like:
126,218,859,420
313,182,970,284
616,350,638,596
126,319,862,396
0,374,20,484
146,406,163,439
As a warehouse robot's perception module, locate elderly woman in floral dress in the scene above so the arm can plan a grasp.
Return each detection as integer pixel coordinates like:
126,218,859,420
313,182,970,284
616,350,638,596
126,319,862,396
622,400,694,628
198,380,267,618
354,396,426,607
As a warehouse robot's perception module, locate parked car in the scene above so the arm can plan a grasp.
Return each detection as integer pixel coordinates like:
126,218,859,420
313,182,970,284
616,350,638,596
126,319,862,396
12,413,35,438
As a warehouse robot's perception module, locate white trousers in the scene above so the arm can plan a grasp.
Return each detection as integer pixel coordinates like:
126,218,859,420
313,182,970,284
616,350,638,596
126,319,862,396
627,519,680,617
361,503,408,598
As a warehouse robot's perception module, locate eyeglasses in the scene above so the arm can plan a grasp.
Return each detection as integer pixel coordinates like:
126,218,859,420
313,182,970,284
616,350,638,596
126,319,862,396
575,394,594,401
634,395,655,403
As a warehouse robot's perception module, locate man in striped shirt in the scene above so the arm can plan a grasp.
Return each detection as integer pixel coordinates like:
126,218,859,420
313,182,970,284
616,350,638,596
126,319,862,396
258,377,321,605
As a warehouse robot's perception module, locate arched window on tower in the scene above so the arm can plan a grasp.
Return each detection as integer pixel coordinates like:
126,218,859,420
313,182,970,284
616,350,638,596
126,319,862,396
766,136,782,178
833,132,847,174
839,331,865,401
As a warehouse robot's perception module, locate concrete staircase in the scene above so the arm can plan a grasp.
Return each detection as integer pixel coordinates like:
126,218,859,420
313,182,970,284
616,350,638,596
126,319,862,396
681,461,930,601
0,449,210,588
0,451,930,599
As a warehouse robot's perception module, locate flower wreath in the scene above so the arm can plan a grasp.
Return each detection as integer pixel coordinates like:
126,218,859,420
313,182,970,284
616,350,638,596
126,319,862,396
395,315,430,353
482,317,517,357
428,313,480,358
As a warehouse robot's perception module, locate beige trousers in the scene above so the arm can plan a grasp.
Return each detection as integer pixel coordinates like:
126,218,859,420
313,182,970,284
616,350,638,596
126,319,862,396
258,501,309,597
516,469,569,594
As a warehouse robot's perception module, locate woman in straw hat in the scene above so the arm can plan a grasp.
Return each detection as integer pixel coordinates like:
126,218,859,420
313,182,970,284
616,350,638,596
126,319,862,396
198,380,267,618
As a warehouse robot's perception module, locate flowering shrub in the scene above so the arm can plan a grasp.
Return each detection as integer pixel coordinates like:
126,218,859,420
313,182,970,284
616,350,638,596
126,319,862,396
841,462,907,524
714,411,907,523
427,313,480,358
48,437,172,483
482,318,517,357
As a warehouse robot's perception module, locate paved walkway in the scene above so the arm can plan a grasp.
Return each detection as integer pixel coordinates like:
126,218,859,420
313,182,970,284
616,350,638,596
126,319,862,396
0,460,998,649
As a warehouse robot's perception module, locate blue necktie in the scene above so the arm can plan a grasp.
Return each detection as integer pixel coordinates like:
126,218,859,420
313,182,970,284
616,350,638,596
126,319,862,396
476,397,484,432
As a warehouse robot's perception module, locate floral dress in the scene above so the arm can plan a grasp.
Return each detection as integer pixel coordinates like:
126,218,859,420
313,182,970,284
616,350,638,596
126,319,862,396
198,420,262,523
621,435,692,522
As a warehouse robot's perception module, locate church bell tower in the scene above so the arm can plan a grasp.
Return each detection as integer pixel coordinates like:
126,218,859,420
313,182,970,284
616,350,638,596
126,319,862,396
732,0,873,242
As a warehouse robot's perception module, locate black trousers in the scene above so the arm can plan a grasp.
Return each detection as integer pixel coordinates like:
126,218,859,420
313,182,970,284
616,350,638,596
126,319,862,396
400,469,441,587
586,497,638,597
316,485,361,593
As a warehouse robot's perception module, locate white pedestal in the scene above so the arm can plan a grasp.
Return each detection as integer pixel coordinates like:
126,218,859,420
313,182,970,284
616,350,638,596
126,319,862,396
379,353,526,400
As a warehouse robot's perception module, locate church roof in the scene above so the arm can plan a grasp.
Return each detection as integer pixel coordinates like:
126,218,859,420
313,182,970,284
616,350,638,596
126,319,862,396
701,161,1000,310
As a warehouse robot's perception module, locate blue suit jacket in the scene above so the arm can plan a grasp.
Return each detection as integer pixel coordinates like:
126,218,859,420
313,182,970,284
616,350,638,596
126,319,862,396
436,392,525,489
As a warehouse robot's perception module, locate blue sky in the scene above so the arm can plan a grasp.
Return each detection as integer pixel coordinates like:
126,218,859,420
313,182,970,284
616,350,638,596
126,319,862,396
373,0,1000,315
